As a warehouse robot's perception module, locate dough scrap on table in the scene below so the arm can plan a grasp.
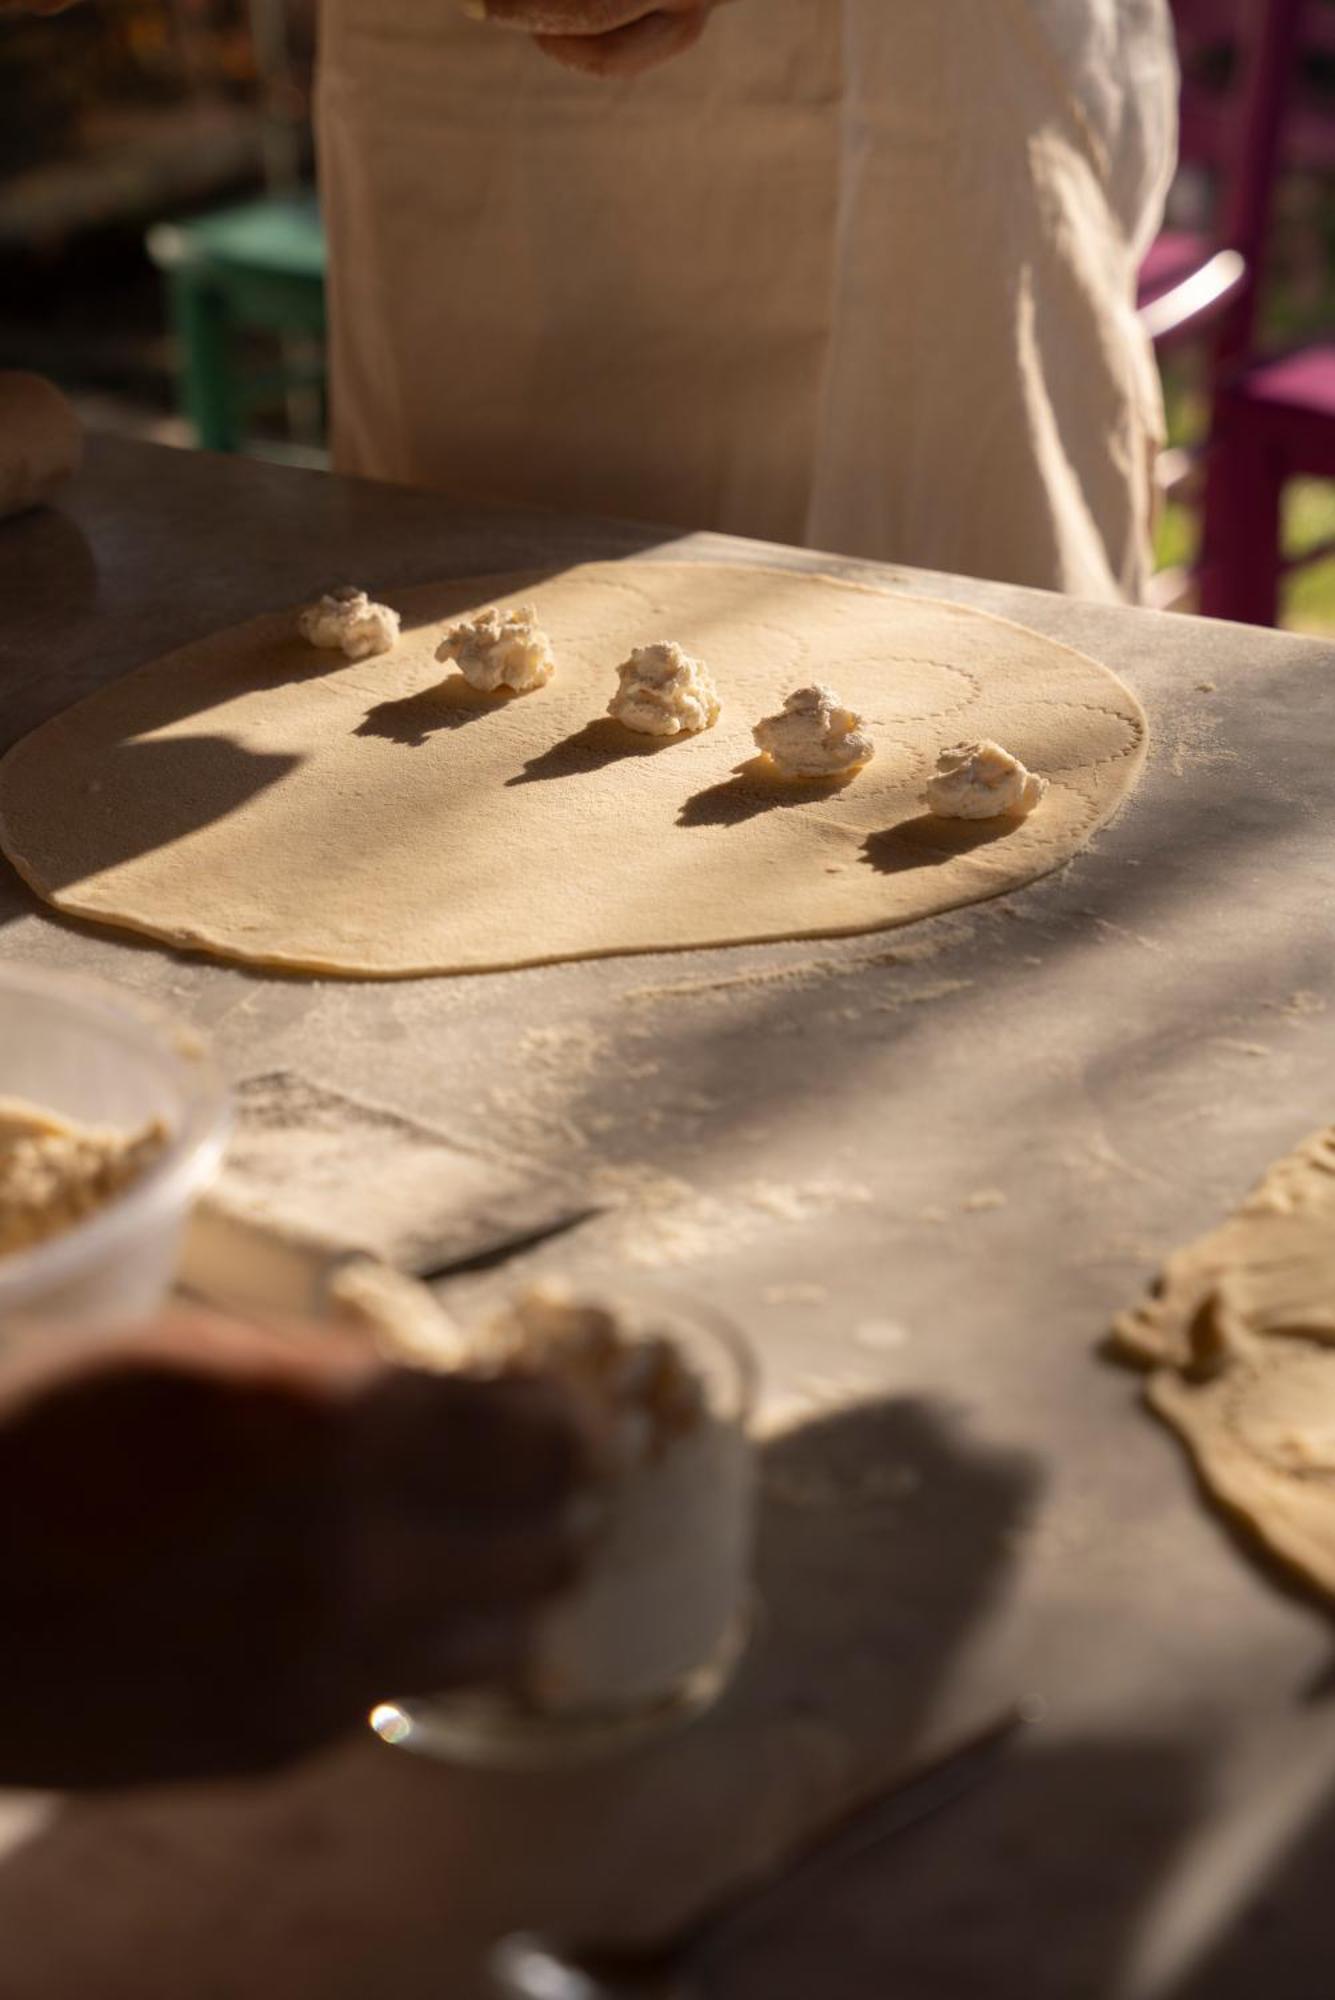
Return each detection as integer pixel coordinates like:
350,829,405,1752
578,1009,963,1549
299,586,400,661
925,740,1047,820
1111,1126,1335,1601
752,684,874,779
437,603,556,694
0,562,1148,977
608,641,720,737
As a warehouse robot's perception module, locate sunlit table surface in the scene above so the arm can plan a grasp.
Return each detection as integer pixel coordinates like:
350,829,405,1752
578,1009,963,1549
1,436,1334,2000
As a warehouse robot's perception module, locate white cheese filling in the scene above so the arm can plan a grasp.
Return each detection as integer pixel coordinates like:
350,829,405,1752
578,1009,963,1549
752,684,874,777
608,642,721,737
436,604,556,694
299,587,401,661
924,739,1048,819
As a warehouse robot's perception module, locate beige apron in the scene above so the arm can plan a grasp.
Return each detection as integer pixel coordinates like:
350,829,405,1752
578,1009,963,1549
317,0,1177,602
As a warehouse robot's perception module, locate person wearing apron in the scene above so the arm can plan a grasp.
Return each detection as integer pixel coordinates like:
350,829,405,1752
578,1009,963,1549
318,0,1178,603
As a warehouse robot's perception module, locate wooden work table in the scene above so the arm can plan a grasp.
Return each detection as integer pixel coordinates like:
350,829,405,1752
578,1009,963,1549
1,438,1334,1998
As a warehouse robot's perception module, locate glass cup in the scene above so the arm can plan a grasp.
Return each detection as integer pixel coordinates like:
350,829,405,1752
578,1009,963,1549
371,1288,758,1767
0,962,229,1326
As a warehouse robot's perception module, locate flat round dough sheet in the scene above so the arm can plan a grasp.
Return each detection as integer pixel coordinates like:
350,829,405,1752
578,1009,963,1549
0,562,1147,978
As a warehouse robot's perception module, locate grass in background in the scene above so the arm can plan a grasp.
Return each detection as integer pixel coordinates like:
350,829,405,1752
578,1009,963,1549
1156,456,1335,635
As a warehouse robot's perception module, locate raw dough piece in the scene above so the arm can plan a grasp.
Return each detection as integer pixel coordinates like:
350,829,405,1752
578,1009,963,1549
752,684,873,778
0,562,1148,977
327,1258,468,1366
437,603,555,694
608,641,720,736
0,1099,166,1256
299,587,400,661
925,740,1047,820
1112,1127,1335,1600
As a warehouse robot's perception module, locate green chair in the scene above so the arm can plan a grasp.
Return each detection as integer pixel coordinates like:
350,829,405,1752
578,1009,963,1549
147,193,327,454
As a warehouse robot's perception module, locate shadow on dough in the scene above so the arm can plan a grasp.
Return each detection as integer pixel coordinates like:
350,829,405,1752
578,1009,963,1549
356,675,514,748
861,811,1021,875
678,756,859,828
509,716,683,787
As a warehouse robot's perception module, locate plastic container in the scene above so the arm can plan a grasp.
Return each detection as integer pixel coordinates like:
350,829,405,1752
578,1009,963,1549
0,963,229,1325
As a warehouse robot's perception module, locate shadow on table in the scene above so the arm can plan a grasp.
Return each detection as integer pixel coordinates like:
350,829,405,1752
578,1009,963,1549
0,1396,1044,2000
4,1396,1317,2000
1157,1770,1335,2000
722,1730,1217,2000
0,508,98,628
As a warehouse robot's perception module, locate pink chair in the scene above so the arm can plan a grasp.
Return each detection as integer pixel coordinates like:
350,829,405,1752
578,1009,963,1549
1138,0,1311,621
1140,0,1302,363
1194,0,1333,624
1201,345,1335,625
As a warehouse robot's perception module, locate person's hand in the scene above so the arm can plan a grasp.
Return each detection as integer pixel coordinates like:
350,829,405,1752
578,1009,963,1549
464,0,726,81
0,1312,591,1786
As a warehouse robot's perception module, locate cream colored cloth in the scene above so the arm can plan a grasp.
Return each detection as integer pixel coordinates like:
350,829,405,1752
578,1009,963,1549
317,0,1177,603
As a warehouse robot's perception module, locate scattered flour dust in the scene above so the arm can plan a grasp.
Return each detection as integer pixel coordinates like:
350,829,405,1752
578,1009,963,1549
1274,990,1327,1021
1166,702,1239,781
625,935,953,1009
962,1189,1007,1213
852,1318,911,1352
490,1020,727,1156
762,1282,830,1306
1061,1130,1163,1189
488,932,978,1159
486,1020,642,1153
747,1178,874,1223
872,977,974,1013
591,1162,873,1269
